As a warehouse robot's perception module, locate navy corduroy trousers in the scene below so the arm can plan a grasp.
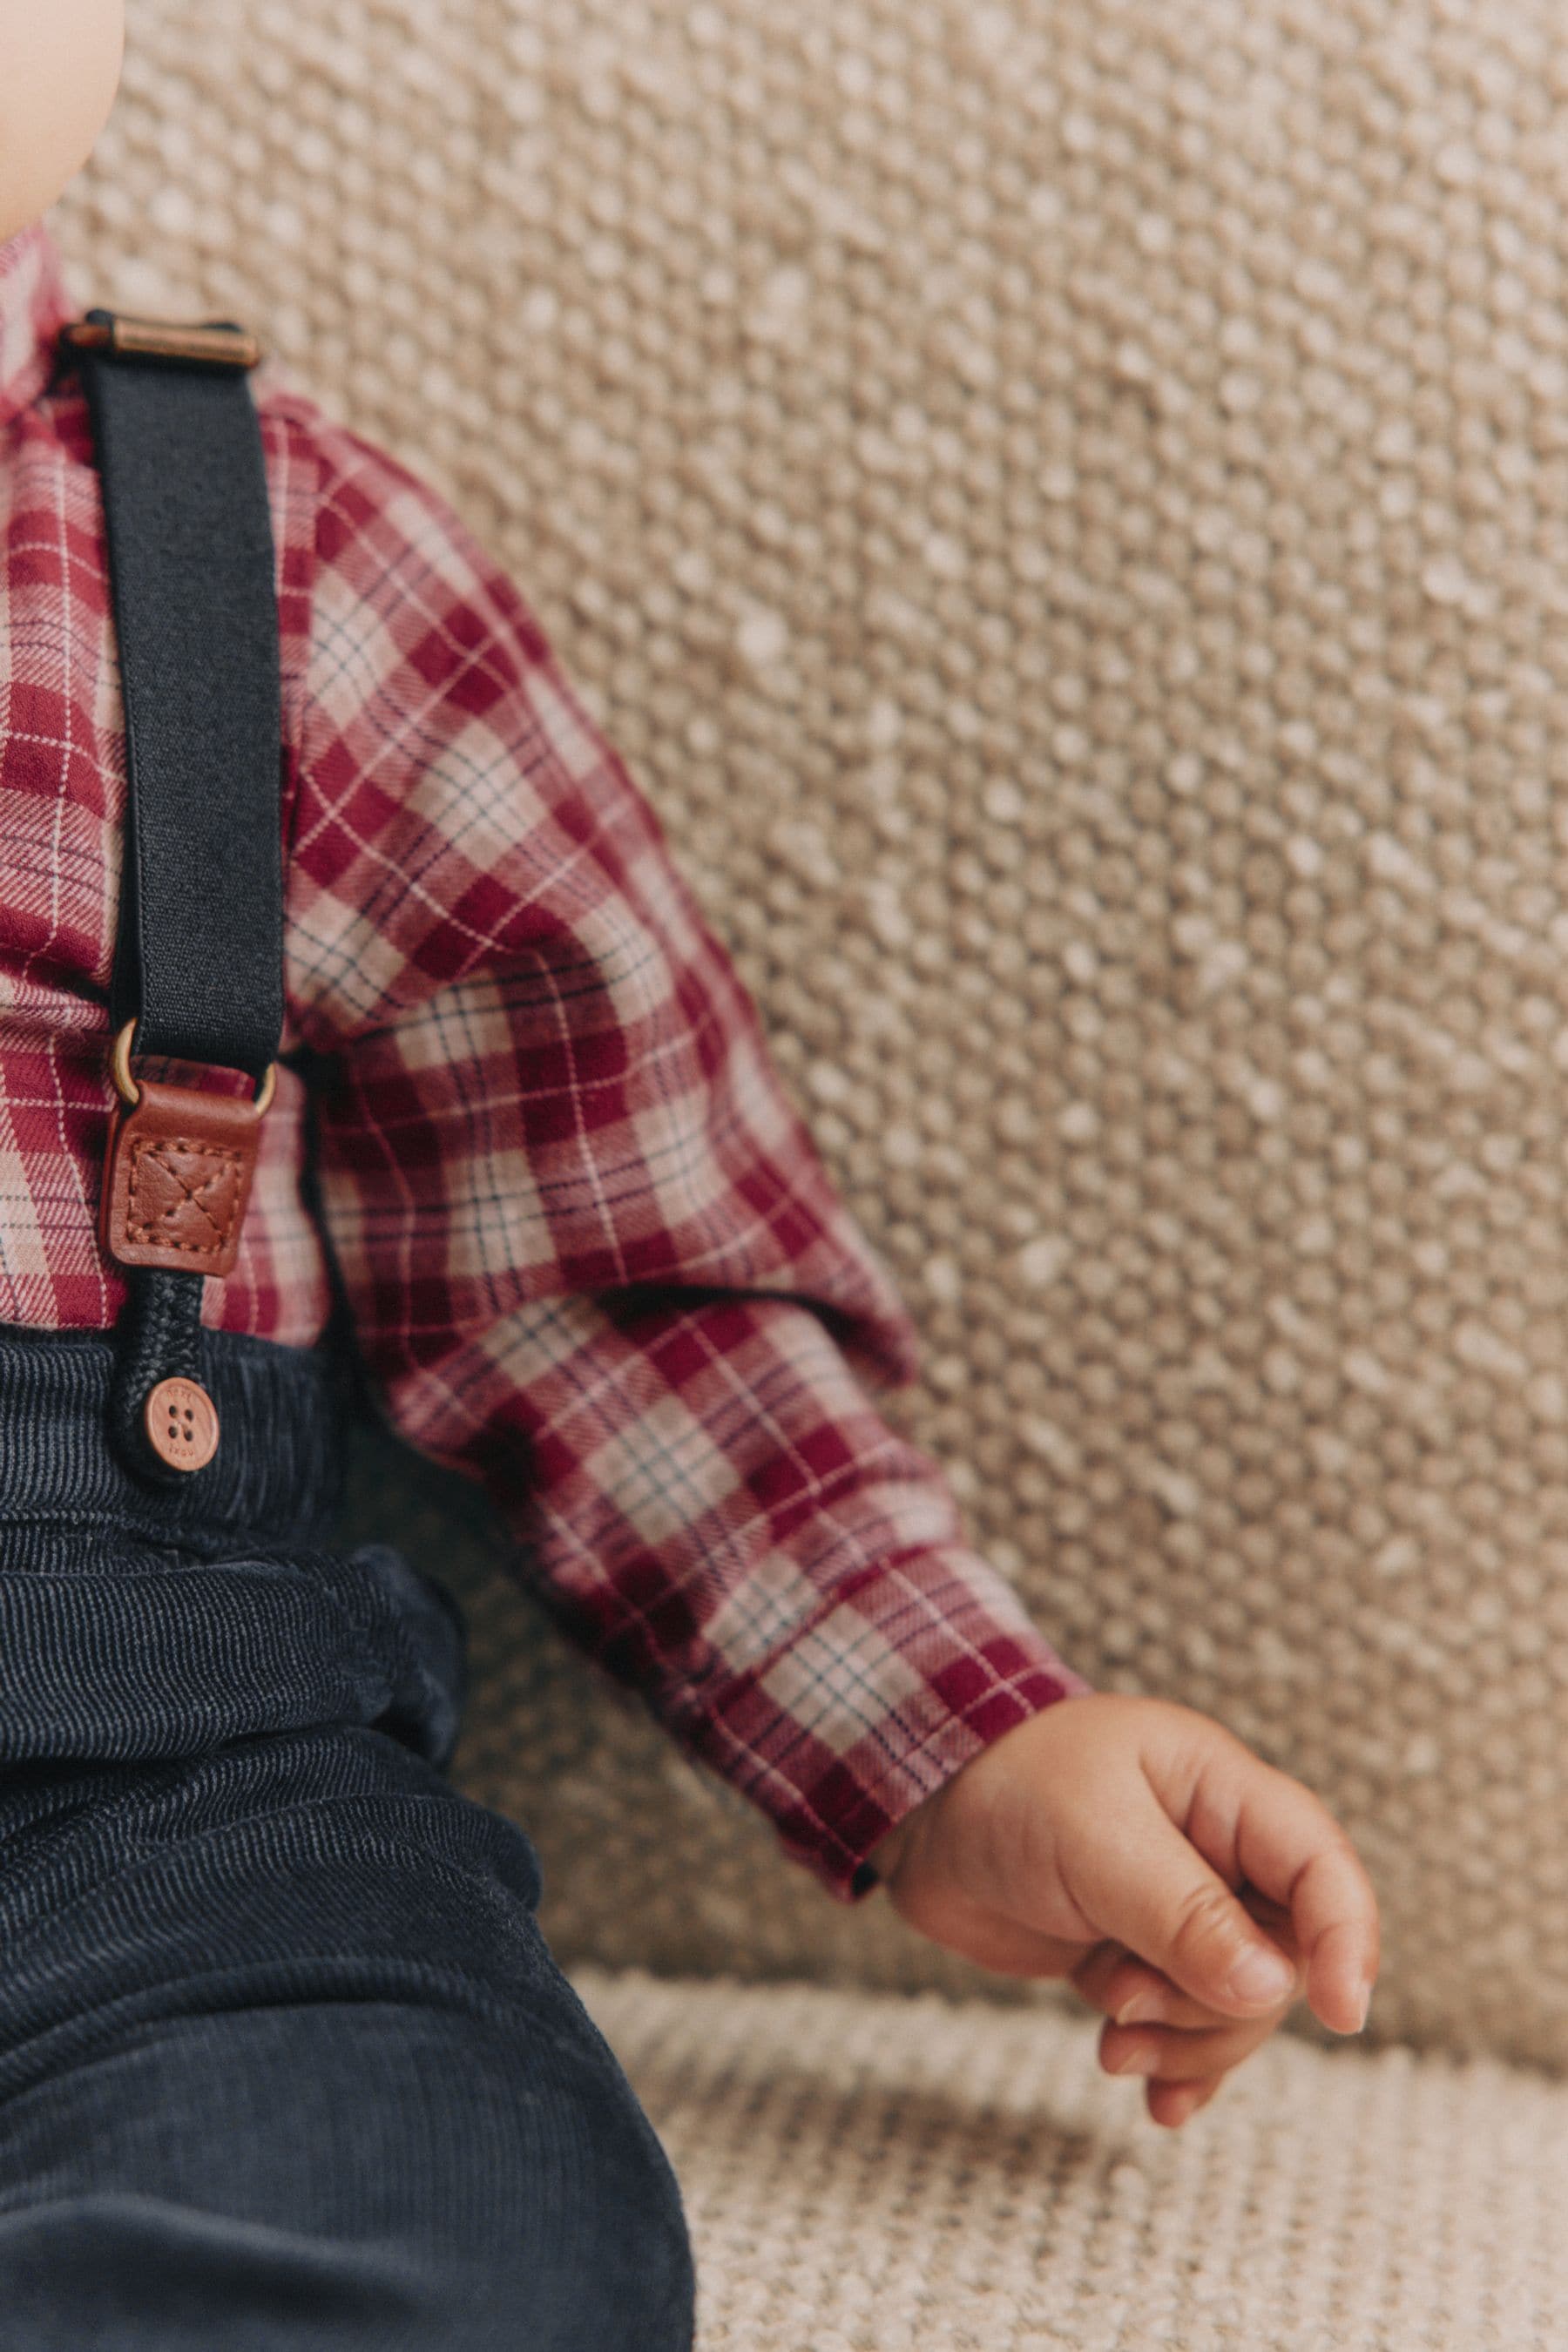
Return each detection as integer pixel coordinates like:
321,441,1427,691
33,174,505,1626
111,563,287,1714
0,1321,696,2351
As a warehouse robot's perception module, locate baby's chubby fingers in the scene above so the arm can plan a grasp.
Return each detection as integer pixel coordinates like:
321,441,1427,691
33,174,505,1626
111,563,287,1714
1072,1941,1228,2030
1072,1890,1303,2030
1076,1957,1295,2037
864,1690,1377,2068
1074,1910,1302,2099
1098,2015,1278,2085
1041,1696,1380,2037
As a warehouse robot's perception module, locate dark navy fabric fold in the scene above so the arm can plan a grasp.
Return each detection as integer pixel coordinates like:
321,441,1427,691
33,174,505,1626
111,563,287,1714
0,1322,347,1554
0,1323,695,2350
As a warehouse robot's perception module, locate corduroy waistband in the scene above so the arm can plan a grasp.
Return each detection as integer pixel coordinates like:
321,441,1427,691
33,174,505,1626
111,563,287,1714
0,1322,350,1555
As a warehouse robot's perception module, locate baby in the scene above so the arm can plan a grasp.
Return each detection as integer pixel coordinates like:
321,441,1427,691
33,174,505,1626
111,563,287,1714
0,3,1378,2342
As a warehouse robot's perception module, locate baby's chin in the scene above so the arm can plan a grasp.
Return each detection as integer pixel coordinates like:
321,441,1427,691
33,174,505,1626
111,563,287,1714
0,0,125,244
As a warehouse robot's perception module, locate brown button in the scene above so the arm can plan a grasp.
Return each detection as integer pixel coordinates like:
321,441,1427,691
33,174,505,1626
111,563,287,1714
144,1376,220,1472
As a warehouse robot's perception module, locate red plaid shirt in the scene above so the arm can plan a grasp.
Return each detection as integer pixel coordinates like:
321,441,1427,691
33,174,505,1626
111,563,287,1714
0,223,1091,1897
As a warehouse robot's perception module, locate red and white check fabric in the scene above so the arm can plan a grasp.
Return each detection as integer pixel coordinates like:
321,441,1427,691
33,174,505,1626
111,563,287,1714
0,224,1091,1896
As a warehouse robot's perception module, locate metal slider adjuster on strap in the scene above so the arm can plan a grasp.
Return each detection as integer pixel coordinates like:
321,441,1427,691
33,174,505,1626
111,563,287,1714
99,1022,278,1473
60,317,263,370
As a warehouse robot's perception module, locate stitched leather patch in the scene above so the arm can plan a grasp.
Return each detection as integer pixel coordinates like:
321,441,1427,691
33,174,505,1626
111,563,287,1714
128,1134,244,1253
100,1076,265,1277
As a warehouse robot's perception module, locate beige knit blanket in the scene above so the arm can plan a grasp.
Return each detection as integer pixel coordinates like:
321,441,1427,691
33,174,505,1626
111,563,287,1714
574,1967,1568,2350
54,0,1568,2075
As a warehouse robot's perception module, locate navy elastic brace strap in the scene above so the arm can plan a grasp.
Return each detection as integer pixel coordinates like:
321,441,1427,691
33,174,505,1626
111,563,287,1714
64,308,284,1487
71,308,285,1083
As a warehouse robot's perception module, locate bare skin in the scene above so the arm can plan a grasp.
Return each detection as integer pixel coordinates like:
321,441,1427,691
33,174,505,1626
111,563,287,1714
870,1692,1380,2128
0,0,125,245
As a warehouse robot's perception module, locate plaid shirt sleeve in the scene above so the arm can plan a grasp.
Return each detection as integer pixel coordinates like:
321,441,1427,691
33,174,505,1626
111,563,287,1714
279,395,1093,1901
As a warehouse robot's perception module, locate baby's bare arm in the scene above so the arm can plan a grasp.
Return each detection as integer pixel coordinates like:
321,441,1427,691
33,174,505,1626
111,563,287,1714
870,1691,1379,2130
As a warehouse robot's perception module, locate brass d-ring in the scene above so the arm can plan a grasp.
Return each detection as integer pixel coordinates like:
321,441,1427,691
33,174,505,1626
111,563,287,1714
109,1020,141,1107
111,1018,277,1115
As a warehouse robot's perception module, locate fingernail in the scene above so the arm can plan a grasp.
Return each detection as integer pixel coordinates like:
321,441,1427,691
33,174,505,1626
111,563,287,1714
1356,1983,1372,2033
1226,1948,1295,2005
1116,1989,1163,2026
1107,2044,1159,2077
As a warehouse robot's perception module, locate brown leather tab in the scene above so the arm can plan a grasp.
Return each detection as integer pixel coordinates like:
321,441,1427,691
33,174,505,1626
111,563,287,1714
99,1077,265,1277
61,317,263,369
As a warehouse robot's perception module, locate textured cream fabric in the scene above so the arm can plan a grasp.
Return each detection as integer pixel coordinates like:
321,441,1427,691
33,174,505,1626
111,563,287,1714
51,0,1568,2074
572,1964,1568,2350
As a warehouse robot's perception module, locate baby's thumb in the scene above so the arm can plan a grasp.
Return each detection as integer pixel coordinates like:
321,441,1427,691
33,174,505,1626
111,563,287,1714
1084,1807,1297,2017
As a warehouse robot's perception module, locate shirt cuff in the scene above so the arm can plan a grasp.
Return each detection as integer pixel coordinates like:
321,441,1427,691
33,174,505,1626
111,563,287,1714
665,1543,1096,1903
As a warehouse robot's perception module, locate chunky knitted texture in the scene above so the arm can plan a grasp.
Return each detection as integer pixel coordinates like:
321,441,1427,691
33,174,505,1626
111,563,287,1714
572,1965,1568,2352
53,0,1568,2072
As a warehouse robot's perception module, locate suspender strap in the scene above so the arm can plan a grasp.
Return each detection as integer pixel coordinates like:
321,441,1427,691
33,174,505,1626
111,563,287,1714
61,310,284,1486
71,309,284,1077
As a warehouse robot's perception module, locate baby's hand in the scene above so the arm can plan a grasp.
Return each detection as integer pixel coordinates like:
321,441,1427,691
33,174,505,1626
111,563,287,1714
868,1691,1379,2129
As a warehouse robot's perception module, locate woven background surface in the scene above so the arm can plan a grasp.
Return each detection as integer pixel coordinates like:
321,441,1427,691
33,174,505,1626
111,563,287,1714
571,1965,1568,2349
52,0,1568,2073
